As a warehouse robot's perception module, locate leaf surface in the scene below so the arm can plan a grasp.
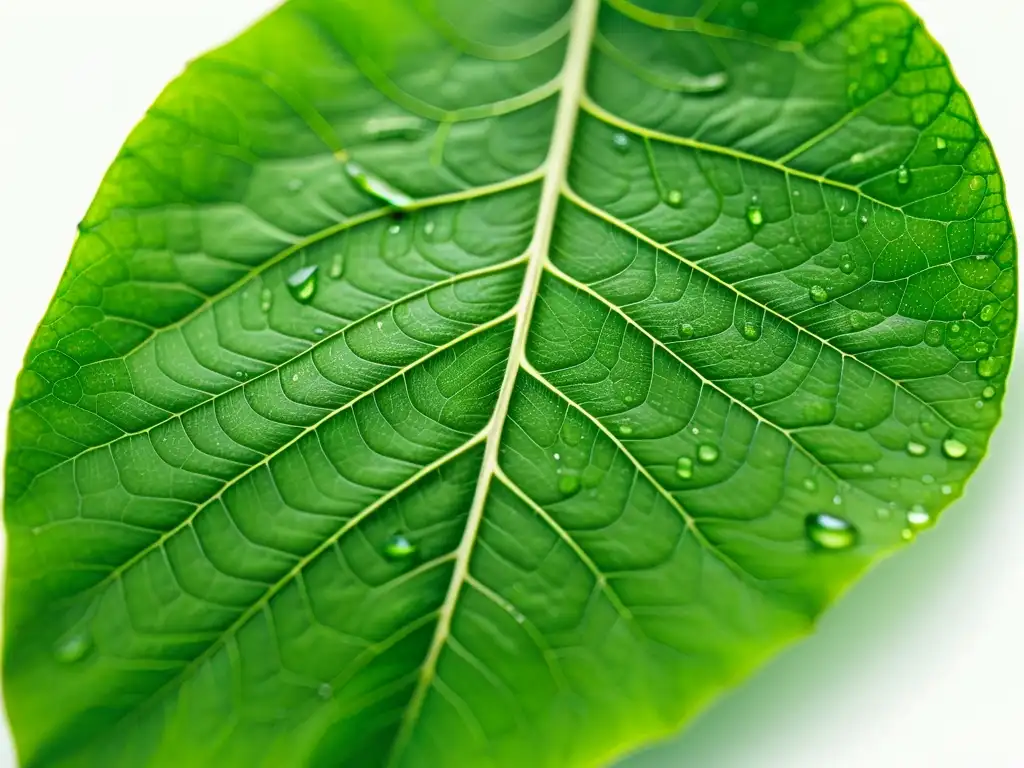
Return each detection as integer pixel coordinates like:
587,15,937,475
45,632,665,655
3,1,1016,766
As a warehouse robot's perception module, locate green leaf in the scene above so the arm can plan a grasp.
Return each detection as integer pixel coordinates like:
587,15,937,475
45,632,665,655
3,0,1016,766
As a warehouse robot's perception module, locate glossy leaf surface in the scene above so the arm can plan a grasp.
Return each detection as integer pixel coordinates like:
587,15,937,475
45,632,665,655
3,1,1016,766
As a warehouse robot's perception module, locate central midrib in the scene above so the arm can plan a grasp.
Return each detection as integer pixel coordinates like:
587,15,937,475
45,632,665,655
383,0,601,762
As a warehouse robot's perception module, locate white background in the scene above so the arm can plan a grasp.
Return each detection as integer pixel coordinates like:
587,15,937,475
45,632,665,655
0,2,1021,767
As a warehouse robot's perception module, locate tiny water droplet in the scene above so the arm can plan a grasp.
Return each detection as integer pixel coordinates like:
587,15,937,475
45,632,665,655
746,204,764,228
553,453,561,461
558,473,581,495
665,189,684,208
619,424,634,437
875,48,889,64
287,178,304,192
907,505,931,530
329,252,344,279
901,528,914,541
286,265,319,304
742,321,761,341
260,288,273,313
388,222,402,235
833,494,843,505
979,303,999,323
54,632,91,664
896,165,911,186
612,132,630,153
234,371,247,381
975,341,990,356
851,152,866,164
691,427,700,436
291,374,299,383
942,437,968,459
314,327,325,336
560,421,582,446
805,513,858,551
969,175,985,191
906,440,928,457
876,507,891,520
809,285,828,304
676,456,694,480
802,477,817,492
861,463,875,474
317,683,333,700
941,484,954,496
949,322,962,336
384,533,416,561
977,356,1003,379
935,136,948,153
982,385,997,400
859,214,869,226
423,220,436,237
679,322,695,339
840,259,855,274
922,473,935,485
924,322,944,347
697,444,720,464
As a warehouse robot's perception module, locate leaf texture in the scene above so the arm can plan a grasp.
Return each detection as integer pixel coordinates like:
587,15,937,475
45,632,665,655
3,1,1016,766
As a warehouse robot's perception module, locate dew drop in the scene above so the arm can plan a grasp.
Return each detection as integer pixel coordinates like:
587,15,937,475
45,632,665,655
560,421,582,446
558,473,581,496
922,474,935,485
260,288,273,313
924,322,944,347
859,214,869,226
676,456,694,480
861,463,875,474
809,285,828,304
840,259,855,274
742,321,761,341
907,505,931,530
906,440,928,457
975,341,990,356
329,252,344,279
317,683,333,700
612,132,630,153
949,322,962,336
697,444,720,464
896,165,911,186
933,136,947,153
665,189,684,208
979,303,999,323
679,322,695,339
423,221,437,237
876,507,891,520
942,437,968,459
287,178,304,192
875,49,889,65
54,632,91,664
383,533,417,561
805,513,858,551
802,477,817,492
833,494,843,506
388,222,402,235
969,175,985,191
234,371,247,381
941,484,954,496
291,374,299,383
982,385,997,400
286,265,319,304
619,424,634,437
746,204,764,229
977,356,1003,379
850,152,866,164
314,327,325,337
344,160,413,209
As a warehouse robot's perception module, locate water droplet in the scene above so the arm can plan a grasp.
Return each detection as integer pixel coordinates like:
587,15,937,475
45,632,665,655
941,484,954,496
287,178,304,192
805,513,858,551
942,437,968,459
840,259,855,274
851,152,866,164
362,116,428,142
260,288,273,313
982,385,997,400
875,49,889,64
676,456,694,480
741,0,758,17
935,137,948,153
388,222,402,235
802,477,817,492
329,252,344,279
746,204,764,229
344,160,413,209
384,533,416,561
906,440,928,457
291,374,299,383
861,463,875,474
612,132,630,153
560,421,582,446
553,453,561,461
619,424,634,437
286,265,319,304
314,327,325,337
742,321,761,341
922,474,935,485
809,285,828,304
859,214,869,226
924,322,944,347
833,494,843,506
949,322,962,336
665,189,683,208
906,505,931,530
977,356,1003,379
318,683,333,700
54,632,91,664
234,371,247,381
975,341,990,356
969,175,985,191
979,303,999,323
896,165,911,186
423,221,436,237
876,507,891,520
678,322,695,340
697,444,720,464
558,473,580,495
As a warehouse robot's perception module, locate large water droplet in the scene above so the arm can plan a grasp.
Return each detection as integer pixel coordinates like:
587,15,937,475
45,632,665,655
697,444,720,464
54,632,91,664
896,165,911,186
742,321,761,341
384,532,416,561
746,204,764,229
982,385,997,400
344,160,413,209
906,440,928,457
809,285,828,304
942,437,968,459
805,513,858,551
977,356,1003,379
676,456,694,480
286,265,319,304
665,189,683,208
612,132,630,153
